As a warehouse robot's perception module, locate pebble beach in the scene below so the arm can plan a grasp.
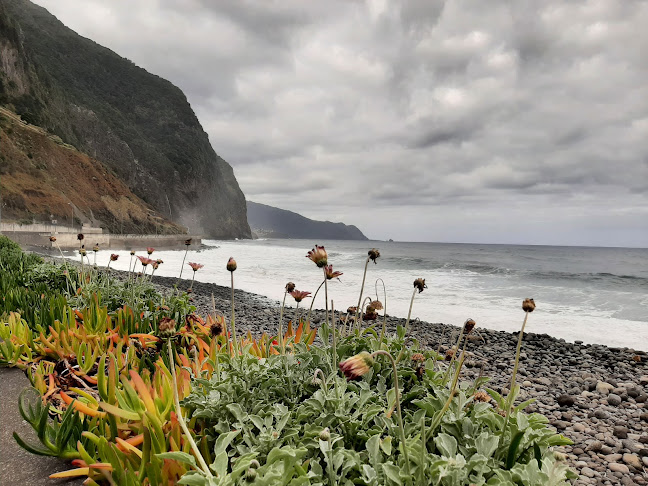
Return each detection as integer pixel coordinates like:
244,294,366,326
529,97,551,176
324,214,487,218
159,274,648,485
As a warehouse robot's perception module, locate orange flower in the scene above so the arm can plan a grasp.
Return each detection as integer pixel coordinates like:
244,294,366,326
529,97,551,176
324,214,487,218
339,351,374,380
290,290,311,303
306,245,328,267
188,262,204,272
324,264,343,280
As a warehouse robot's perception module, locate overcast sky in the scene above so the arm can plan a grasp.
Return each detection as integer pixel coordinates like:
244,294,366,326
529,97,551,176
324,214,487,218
33,0,647,247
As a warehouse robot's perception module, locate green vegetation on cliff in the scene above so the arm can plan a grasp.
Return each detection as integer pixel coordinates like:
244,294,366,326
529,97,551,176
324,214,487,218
0,0,251,238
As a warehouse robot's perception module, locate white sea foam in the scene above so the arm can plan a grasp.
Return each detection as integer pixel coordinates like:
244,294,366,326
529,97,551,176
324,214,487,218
74,238,648,351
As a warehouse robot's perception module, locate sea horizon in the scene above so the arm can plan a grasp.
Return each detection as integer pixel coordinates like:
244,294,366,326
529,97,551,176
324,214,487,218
68,238,648,351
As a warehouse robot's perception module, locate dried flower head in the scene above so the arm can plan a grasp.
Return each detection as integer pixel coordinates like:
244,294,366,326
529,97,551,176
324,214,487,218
339,351,374,380
184,238,192,246
77,233,84,241
188,262,204,272
445,347,456,361
49,236,57,242
632,355,642,363
79,249,87,256
158,317,177,339
411,353,425,362
227,257,237,272
324,264,343,280
370,300,383,311
110,254,119,261
130,250,135,255
156,259,163,264
151,262,159,270
208,320,223,338
290,290,311,303
364,305,378,321
368,248,380,264
473,391,491,403
285,282,296,293
93,245,99,252
413,278,427,293
347,306,357,314
146,247,155,255
306,245,328,267
463,318,476,334
522,298,536,313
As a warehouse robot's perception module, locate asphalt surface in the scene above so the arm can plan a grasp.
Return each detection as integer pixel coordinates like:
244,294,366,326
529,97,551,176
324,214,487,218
0,367,83,485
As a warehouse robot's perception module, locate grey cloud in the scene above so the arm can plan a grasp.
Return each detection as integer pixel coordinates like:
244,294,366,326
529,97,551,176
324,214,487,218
32,0,648,246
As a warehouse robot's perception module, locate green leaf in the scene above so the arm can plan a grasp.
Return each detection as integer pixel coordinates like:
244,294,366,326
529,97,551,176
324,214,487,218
434,433,457,457
475,432,499,458
382,463,403,485
156,451,197,467
380,436,393,456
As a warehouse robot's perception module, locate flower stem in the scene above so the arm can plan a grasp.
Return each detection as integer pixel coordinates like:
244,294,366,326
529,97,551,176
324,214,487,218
306,279,325,325
230,272,238,356
403,288,417,333
442,328,465,384
167,340,212,477
376,278,388,347
178,247,189,280
506,311,529,413
278,291,287,355
371,350,410,474
189,271,195,291
354,257,370,330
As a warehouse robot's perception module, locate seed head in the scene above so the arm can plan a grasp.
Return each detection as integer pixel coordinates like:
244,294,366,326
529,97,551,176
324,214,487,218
411,353,425,362
77,233,84,241
319,427,331,441
413,278,427,293
368,248,380,264
210,321,223,337
370,300,383,311
79,249,87,256
339,351,374,380
285,282,296,293
306,245,328,267
49,236,57,242
463,318,476,334
473,391,491,403
364,305,378,321
93,244,99,252
130,250,135,255
522,298,536,313
445,347,456,361
158,317,177,339
184,238,192,246
227,257,237,272
110,254,119,261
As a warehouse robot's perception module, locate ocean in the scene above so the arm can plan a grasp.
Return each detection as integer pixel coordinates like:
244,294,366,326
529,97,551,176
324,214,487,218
82,239,648,351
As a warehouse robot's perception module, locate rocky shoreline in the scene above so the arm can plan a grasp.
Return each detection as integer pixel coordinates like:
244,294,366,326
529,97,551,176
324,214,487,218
149,274,648,485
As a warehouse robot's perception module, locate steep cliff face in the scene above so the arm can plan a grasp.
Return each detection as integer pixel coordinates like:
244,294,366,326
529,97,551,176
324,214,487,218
0,0,251,238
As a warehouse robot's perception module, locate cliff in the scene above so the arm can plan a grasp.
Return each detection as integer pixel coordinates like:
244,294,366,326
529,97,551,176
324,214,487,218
0,0,251,238
247,201,368,241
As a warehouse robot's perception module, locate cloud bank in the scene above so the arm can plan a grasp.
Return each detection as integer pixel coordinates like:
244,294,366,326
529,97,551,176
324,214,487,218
33,0,648,246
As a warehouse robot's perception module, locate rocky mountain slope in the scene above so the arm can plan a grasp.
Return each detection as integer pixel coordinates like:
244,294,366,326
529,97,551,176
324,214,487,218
247,201,368,240
0,106,183,234
0,0,251,238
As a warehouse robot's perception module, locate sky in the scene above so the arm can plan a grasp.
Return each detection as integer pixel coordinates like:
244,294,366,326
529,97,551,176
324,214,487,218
33,0,648,247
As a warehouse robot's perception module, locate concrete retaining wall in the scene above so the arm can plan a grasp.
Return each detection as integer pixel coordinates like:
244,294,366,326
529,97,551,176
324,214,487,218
1,232,200,250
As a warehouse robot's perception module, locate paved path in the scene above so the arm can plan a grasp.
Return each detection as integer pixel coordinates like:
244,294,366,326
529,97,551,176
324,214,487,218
0,367,83,485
